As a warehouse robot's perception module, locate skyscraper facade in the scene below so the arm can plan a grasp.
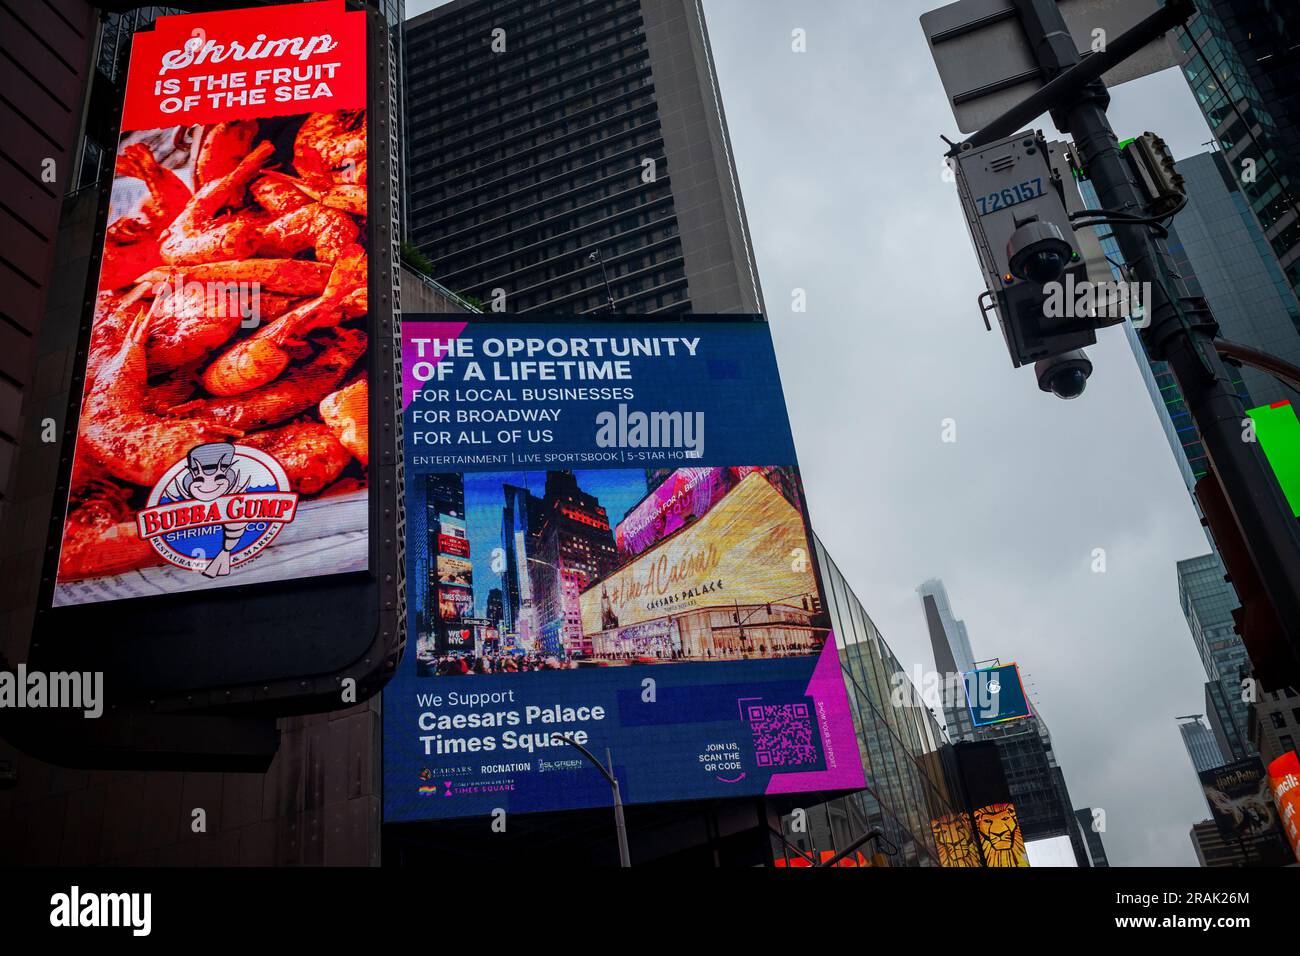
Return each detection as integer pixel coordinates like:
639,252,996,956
1178,714,1227,774
1177,0,1300,301
499,482,541,643
1074,808,1111,868
1179,553,1255,762
1166,151,1300,412
918,578,978,743
917,578,1089,863
777,542,968,867
403,0,765,314
529,470,620,657
1248,688,1300,766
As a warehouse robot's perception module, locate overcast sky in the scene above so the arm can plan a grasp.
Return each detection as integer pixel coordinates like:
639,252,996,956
407,0,1221,865
699,0,1221,866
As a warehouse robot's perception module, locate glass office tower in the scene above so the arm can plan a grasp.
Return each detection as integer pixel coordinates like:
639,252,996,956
776,541,966,867
1166,151,1300,411
1177,0,1300,300
1179,553,1255,762
1178,714,1227,775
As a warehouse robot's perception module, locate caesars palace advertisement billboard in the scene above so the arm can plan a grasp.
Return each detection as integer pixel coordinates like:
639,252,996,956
383,317,865,819
51,0,371,607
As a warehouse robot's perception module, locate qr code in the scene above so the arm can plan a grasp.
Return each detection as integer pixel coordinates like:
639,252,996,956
748,703,816,767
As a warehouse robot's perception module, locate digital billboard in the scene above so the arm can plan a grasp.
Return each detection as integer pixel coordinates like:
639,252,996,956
1198,756,1293,867
23,0,400,733
384,316,865,821
930,812,982,868
953,740,1030,867
52,0,370,605
1247,400,1300,517
1267,750,1300,864
964,662,1032,727
973,803,1030,867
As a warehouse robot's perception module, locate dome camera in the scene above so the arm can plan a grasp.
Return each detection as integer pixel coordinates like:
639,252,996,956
1035,349,1092,400
1007,220,1073,286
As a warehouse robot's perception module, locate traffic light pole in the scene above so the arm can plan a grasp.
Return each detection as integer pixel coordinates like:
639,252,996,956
1007,0,1300,664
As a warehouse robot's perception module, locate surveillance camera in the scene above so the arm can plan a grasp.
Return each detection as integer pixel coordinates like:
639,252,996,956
1007,220,1073,285
1035,349,1092,400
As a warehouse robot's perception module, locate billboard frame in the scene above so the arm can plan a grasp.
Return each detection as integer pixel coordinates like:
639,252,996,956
21,1,403,735
384,311,862,823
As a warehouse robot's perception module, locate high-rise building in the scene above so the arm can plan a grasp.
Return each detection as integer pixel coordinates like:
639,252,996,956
1078,142,1299,776
1178,553,1255,762
425,473,474,656
499,483,541,646
1178,714,1226,774
1190,818,1254,867
1248,688,1300,766
1166,151,1300,412
1074,808,1110,868
917,579,1090,863
529,471,619,657
1177,0,1300,301
0,0,488,867
918,578,978,743
779,542,969,868
403,0,765,314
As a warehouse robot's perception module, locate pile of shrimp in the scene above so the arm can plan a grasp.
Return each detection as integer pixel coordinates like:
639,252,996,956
59,110,371,582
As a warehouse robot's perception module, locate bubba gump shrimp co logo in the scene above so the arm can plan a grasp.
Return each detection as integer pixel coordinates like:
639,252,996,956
136,442,299,578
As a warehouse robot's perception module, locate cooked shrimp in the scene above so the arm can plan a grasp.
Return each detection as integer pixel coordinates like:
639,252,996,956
145,281,295,370
105,143,191,246
241,421,352,495
58,482,164,580
135,258,332,296
175,329,366,430
87,283,152,389
201,245,366,397
257,170,366,216
195,120,258,185
146,284,244,370
100,144,186,288
145,362,202,413
295,110,366,182
80,309,242,487
260,203,360,263
251,174,313,215
320,375,368,467
159,141,274,265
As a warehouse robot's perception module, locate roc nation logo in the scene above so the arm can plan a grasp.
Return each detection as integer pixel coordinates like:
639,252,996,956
136,442,299,577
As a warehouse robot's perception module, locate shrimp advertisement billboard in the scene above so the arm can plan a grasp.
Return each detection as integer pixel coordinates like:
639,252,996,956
53,1,371,606
383,315,865,822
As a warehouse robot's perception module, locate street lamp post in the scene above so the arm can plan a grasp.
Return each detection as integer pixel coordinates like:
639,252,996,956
559,735,631,867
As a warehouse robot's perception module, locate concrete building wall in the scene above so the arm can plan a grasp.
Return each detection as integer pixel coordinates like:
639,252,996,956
639,0,763,313
0,1,97,529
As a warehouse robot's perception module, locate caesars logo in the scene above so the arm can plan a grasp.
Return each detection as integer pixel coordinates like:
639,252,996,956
136,442,299,577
